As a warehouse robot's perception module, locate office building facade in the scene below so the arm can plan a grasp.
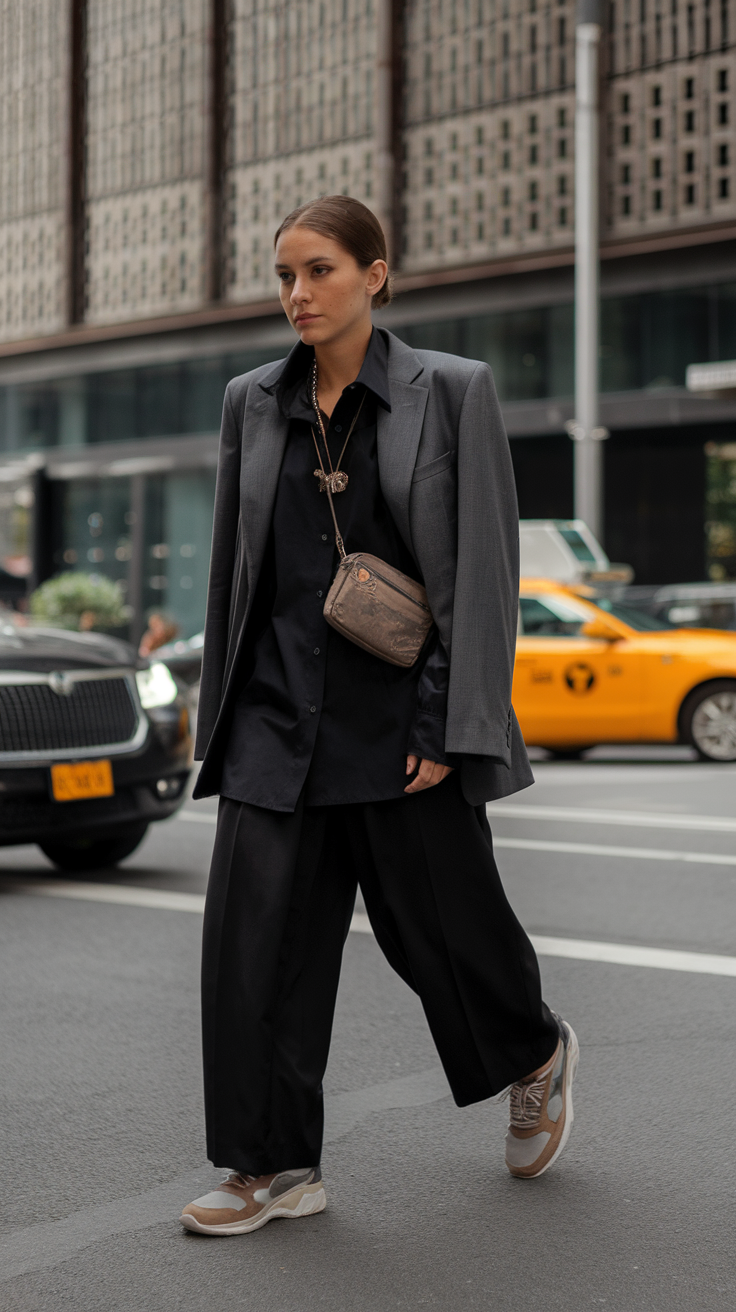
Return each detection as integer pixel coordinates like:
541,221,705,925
1,0,735,640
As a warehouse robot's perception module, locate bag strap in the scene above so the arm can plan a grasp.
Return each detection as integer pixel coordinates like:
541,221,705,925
310,390,366,563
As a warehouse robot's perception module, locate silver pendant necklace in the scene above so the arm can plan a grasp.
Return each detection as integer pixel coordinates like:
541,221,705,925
309,359,364,494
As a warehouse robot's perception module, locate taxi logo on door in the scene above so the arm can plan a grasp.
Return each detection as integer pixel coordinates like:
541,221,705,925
564,662,596,694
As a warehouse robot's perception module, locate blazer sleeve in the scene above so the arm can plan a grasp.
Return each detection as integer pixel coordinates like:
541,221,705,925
194,383,243,760
444,362,519,765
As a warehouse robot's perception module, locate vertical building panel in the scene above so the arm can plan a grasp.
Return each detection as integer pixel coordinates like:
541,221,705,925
0,0,70,343
84,0,210,325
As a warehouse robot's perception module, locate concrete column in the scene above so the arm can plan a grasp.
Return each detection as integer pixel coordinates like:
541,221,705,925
567,0,608,542
374,0,395,260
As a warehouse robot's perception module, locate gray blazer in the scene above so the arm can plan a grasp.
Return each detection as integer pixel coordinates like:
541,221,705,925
193,329,533,805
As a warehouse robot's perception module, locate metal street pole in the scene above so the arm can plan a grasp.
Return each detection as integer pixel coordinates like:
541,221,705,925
566,0,608,542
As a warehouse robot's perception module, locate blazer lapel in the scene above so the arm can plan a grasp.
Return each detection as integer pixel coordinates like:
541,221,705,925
239,385,289,594
377,333,428,556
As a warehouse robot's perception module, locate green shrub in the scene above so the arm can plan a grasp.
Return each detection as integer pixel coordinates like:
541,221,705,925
29,572,129,632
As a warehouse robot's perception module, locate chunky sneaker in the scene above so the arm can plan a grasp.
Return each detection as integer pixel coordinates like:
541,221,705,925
180,1168,326,1235
505,1018,579,1179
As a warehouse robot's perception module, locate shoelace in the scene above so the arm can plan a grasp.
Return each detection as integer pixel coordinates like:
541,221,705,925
224,1172,256,1188
507,1071,549,1129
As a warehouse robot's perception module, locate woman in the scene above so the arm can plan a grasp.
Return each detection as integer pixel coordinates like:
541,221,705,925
180,196,578,1237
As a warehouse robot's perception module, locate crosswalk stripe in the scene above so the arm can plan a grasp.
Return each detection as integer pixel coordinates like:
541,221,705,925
6,879,736,977
493,835,736,866
486,802,736,833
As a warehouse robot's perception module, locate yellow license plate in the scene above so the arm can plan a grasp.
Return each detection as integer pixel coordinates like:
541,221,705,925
51,759,114,802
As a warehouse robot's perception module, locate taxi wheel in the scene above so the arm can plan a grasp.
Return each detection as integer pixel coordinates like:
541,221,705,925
39,824,149,873
681,681,736,762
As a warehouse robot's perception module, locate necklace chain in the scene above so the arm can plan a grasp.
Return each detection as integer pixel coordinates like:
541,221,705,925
310,359,364,494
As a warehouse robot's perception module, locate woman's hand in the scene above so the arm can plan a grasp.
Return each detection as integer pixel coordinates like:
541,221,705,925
404,756,454,794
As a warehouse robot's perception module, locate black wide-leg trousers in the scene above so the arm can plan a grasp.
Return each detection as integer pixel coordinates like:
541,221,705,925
201,772,559,1174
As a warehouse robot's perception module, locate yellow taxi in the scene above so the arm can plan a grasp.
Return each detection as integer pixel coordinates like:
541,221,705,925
514,580,736,761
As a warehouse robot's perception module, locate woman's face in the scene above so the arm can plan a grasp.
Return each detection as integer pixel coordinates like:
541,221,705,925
275,226,387,347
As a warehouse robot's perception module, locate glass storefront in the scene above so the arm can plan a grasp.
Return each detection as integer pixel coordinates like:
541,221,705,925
705,441,736,581
52,470,216,640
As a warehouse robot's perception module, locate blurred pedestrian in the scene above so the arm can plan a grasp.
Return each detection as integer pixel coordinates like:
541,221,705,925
181,195,578,1237
139,611,178,657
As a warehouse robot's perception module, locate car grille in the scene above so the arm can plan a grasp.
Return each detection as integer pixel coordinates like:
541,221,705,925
0,678,138,753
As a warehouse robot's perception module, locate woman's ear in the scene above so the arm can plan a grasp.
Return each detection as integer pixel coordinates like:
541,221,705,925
366,259,388,299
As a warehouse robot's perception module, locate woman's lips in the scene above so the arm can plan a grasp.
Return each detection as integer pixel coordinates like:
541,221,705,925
295,313,319,325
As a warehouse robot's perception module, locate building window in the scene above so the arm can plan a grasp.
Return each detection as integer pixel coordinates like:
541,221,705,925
502,150,511,169
653,189,663,209
558,206,568,225
558,138,567,157
477,222,485,240
719,143,730,166
622,124,631,144
685,151,695,172
621,163,631,183
529,113,538,133
718,69,728,92
558,174,567,194
653,117,662,138
424,167,434,185
529,211,538,230
621,93,630,112
476,126,484,145
718,102,729,124
529,143,538,164
685,110,696,131
653,86,662,105
476,191,485,211
501,119,511,139
719,177,730,197
424,200,433,220
502,217,511,235
424,137,434,156
529,180,538,201
502,186,511,206
424,230,434,249
622,194,631,214
685,77,695,98
685,183,696,203
450,227,459,244
557,107,566,128
450,161,459,180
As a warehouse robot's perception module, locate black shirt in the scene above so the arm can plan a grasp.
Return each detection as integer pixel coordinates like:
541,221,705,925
220,329,449,812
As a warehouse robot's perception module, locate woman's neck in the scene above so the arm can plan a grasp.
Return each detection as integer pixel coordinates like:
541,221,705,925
313,320,373,417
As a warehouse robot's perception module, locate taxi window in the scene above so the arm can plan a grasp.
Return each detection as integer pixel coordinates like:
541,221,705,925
519,596,586,637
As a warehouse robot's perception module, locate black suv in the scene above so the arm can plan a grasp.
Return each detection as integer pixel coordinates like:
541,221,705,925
0,624,191,870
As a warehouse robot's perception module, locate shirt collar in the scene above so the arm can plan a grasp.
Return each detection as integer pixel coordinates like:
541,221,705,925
266,327,392,417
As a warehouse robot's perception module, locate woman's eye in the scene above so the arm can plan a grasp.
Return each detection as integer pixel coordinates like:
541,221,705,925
278,272,293,283
313,266,329,276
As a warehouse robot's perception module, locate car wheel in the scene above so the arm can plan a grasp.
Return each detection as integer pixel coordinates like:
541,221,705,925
39,824,150,873
681,681,736,762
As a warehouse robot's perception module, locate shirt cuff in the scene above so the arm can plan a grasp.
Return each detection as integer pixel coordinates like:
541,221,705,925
407,708,448,766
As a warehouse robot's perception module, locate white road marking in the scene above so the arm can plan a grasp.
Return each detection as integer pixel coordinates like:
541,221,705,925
177,809,217,825
493,836,736,866
487,802,736,833
7,880,736,977
531,935,736,977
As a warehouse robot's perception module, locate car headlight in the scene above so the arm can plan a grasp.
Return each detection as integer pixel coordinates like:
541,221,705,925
136,662,179,709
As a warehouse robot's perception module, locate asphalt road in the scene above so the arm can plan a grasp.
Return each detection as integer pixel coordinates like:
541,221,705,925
1,746,735,1311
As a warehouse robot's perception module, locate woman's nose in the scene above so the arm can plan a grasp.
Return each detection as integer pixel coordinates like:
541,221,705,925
290,279,310,306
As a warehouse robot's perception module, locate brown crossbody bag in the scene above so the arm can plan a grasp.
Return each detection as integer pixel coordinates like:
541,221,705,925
311,385,433,670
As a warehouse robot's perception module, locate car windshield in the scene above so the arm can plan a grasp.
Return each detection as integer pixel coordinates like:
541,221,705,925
592,598,676,631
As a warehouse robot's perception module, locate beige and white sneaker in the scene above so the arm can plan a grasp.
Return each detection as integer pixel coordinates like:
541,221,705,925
180,1167,326,1235
505,1018,579,1179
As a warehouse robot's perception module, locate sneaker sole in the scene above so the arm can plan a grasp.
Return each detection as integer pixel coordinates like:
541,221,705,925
179,1183,326,1236
524,1021,580,1179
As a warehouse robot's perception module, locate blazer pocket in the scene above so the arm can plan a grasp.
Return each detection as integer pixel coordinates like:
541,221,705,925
412,450,457,483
